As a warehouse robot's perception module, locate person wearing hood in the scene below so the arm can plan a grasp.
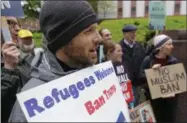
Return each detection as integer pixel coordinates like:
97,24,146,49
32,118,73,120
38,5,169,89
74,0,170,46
8,1,102,122
139,34,179,122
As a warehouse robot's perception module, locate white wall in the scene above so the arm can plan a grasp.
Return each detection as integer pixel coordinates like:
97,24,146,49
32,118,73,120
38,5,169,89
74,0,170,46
166,1,175,16
136,1,145,17
180,1,187,15
97,1,186,19
122,1,131,18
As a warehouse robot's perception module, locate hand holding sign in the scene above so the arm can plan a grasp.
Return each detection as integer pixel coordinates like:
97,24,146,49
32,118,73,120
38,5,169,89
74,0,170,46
152,64,161,69
2,42,20,69
161,93,175,98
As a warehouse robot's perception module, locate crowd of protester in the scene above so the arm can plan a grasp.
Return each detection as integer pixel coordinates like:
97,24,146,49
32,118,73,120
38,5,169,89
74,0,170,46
1,1,186,122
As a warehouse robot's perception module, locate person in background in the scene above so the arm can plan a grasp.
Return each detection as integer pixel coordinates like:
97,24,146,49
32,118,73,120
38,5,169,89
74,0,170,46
139,34,178,122
1,17,20,67
17,29,35,58
119,24,146,106
102,40,135,109
1,30,38,122
6,16,20,43
97,28,112,63
8,1,102,122
99,28,112,41
18,29,44,56
102,40,122,63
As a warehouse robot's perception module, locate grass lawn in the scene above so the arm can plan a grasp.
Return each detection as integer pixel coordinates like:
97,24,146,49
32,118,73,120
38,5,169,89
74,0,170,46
98,16,186,43
33,16,186,47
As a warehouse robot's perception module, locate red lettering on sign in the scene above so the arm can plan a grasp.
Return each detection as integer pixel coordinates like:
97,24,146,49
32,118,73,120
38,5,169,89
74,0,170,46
84,95,105,115
84,85,117,115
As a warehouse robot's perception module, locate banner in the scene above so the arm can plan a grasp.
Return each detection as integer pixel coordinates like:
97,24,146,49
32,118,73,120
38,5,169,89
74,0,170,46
145,63,187,99
129,100,156,122
113,62,134,103
17,61,131,122
149,1,166,30
1,0,24,17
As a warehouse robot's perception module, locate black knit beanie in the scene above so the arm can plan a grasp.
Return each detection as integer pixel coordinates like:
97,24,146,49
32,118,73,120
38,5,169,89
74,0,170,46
39,1,98,53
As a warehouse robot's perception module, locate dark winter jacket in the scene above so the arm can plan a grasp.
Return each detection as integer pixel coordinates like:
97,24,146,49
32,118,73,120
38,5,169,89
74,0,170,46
119,39,146,86
139,53,179,122
8,49,79,122
174,91,187,122
1,53,35,122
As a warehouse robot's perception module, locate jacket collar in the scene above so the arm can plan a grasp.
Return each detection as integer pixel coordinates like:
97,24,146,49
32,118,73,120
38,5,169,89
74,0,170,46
123,39,136,48
149,52,176,66
43,48,78,75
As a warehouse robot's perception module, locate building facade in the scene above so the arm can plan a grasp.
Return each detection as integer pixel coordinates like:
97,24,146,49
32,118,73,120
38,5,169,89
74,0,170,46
98,0,187,19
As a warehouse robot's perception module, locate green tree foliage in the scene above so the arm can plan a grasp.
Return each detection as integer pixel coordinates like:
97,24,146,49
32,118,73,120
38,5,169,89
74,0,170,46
87,0,98,13
22,0,41,19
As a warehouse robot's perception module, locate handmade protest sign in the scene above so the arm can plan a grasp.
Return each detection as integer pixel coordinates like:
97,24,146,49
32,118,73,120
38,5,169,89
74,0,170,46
113,62,134,103
129,100,156,122
149,1,166,30
17,61,131,122
145,63,187,99
1,0,24,17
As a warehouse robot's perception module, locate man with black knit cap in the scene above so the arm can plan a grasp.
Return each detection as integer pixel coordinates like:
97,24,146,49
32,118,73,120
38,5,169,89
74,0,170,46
8,1,102,122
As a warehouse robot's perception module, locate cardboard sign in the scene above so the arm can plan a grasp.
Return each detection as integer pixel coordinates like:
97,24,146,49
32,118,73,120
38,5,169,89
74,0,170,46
129,101,156,122
149,1,166,30
17,61,131,122
145,63,187,99
113,62,134,103
1,0,24,17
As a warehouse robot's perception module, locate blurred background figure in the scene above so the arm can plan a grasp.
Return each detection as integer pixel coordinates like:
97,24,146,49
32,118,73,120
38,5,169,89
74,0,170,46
1,29,41,122
17,29,43,58
17,29,35,59
99,28,112,41
6,16,20,43
103,40,135,109
102,40,122,63
120,24,146,106
97,28,112,63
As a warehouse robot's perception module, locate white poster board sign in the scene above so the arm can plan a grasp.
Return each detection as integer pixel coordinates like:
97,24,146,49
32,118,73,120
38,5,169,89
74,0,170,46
17,61,131,122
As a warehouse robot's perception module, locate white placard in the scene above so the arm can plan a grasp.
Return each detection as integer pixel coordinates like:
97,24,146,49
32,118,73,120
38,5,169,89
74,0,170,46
17,61,131,122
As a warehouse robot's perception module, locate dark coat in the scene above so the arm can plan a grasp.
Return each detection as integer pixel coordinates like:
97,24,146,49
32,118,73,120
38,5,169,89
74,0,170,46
139,53,179,122
119,39,146,86
174,92,187,122
1,53,35,122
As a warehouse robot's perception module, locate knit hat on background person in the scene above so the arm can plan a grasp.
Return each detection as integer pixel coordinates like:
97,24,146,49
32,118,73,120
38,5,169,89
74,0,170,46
39,1,99,53
153,34,172,50
18,29,33,38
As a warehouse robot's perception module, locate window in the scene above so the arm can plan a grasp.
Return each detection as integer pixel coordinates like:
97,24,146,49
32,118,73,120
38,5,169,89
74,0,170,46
175,3,180,15
132,7,136,12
